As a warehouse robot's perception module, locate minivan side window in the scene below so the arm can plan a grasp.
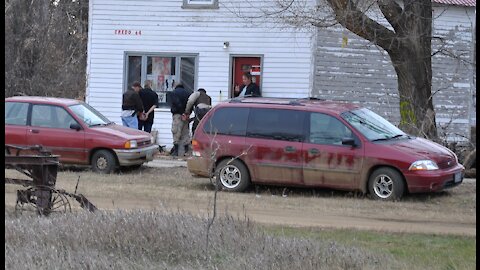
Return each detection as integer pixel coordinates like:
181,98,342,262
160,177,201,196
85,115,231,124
31,104,77,129
309,113,353,145
203,107,249,136
5,102,29,126
246,108,306,142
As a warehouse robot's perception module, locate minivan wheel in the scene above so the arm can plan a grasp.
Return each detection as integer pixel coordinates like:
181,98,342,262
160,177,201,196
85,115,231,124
216,159,250,192
368,167,405,201
91,150,117,174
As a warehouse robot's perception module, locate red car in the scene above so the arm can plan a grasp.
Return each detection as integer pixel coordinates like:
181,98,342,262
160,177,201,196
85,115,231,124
187,97,465,200
5,96,158,173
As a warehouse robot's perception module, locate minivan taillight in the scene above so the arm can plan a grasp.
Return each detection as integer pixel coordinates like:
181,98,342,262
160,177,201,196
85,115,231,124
192,139,201,157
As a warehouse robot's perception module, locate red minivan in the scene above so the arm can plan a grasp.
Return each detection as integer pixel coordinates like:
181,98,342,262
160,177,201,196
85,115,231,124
5,96,158,173
187,97,465,201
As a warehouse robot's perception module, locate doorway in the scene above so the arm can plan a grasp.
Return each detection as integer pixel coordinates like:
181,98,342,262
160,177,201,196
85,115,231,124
230,56,262,98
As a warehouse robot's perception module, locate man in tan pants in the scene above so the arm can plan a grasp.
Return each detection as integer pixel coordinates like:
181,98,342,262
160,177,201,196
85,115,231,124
169,83,191,156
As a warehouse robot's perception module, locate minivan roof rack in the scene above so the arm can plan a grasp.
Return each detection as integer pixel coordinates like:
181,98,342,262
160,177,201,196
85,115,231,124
229,97,305,106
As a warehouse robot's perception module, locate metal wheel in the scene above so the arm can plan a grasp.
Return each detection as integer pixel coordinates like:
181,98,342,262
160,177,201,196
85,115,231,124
215,159,251,192
372,174,394,199
15,187,71,216
219,165,242,189
368,167,405,201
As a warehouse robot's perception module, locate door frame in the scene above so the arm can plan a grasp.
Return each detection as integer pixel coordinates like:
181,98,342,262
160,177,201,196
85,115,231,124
228,54,264,99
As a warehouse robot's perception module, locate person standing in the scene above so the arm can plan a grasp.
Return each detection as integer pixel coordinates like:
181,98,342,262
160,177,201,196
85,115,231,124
169,83,190,156
121,81,144,128
185,88,212,136
234,72,261,97
138,80,158,133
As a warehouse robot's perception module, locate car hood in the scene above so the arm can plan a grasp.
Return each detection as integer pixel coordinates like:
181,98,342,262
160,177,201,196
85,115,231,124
91,124,150,140
385,137,455,163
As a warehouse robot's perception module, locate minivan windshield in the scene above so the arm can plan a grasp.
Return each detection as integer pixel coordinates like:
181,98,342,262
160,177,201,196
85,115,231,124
341,108,406,141
69,103,112,127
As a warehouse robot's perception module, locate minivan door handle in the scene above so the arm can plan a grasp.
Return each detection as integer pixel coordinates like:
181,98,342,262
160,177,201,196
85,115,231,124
308,148,319,155
284,146,296,153
29,129,40,134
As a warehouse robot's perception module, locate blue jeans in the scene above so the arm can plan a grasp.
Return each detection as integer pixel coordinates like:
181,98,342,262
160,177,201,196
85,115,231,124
138,121,153,133
122,115,138,129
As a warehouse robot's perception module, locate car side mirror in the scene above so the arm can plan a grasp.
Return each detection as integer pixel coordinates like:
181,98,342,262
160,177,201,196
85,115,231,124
341,137,356,147
70,123,82,131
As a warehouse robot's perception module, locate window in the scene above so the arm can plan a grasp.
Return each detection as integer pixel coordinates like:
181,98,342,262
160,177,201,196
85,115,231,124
125,53,198,107
182,0,218,9
31,105,77,129
341,108,404,141
69,103,110,127
5,102,29,126
203,107,249,136
246,108,306,142
309,113,352,145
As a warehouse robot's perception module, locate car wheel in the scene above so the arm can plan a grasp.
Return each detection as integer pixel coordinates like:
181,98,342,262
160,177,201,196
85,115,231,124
91,150,117,174
368,167,405,201
215,159,250,192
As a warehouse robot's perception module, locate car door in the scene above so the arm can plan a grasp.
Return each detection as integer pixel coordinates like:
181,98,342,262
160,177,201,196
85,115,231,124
244,108,306,185
5,101,30,148
26,103,86,164
302,112,363,189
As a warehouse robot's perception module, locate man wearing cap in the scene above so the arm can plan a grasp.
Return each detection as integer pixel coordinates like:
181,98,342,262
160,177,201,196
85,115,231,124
185,88,212,135
121,81,144,129
169,83,191,156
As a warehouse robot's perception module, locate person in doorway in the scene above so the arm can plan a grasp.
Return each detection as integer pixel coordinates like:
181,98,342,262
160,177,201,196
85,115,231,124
121,81,144,129
185,88,212,135
234,72,261,97
169,83,191,156
138,80,159,133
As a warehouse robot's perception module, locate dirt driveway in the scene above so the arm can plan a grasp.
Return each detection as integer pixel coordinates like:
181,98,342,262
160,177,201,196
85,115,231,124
5,166,476,236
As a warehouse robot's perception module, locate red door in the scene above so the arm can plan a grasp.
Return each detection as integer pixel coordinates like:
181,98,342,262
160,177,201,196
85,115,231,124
232,57,261,98
26,104,86,164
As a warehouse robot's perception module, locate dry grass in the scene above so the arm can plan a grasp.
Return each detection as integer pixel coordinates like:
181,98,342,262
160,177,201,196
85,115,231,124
5,209,399,270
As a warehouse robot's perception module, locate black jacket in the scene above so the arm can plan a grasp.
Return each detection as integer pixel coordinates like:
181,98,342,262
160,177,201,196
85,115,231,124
139,87,159,123
122,89,144,113
237,83,261,97
170,86,190,115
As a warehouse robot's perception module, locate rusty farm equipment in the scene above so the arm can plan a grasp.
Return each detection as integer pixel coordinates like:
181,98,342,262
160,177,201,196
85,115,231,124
5,144,97,215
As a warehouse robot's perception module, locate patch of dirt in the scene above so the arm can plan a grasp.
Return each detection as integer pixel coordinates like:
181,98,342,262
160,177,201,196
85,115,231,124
5,167,476,236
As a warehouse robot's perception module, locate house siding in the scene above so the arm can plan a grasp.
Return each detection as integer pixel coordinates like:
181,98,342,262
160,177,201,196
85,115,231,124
87,0,314,148
312,5,476,142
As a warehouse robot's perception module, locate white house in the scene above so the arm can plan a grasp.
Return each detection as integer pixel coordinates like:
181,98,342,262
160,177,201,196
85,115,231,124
86,0,476,148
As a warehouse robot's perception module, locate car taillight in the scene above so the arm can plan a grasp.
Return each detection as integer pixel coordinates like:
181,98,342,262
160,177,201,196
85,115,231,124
192,139,201,157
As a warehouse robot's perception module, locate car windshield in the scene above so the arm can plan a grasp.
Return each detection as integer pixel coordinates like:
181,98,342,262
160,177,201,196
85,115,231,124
341,108,406,141
69,103,112,127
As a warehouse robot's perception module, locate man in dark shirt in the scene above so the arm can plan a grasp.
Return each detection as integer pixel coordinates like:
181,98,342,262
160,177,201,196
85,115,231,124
138,80,159,133
169,83,190,156
234,72,261,97
121,81,144,129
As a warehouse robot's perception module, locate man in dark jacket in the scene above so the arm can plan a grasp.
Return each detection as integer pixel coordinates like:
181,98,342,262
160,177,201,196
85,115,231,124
169,83,191,156
138,80,158,133
121,81,144,128
185,88,212,135
234,72,261,97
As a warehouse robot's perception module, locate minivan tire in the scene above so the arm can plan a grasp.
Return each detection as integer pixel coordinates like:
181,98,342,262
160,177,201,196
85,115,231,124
91,150,117,174
215,159,251,192
368,167,405,201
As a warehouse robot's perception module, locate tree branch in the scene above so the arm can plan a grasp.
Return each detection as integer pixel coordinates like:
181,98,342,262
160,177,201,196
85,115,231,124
377,0,405,35
325,0,399,52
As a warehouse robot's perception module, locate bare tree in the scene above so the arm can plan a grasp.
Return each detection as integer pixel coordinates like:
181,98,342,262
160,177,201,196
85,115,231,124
5,0,88,99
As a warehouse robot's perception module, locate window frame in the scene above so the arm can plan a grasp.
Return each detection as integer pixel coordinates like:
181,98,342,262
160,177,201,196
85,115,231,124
30,104,80,130
5,101,30,126
123,52,199,108
182,0,219,9
246,108,307,143
306,112,360,147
